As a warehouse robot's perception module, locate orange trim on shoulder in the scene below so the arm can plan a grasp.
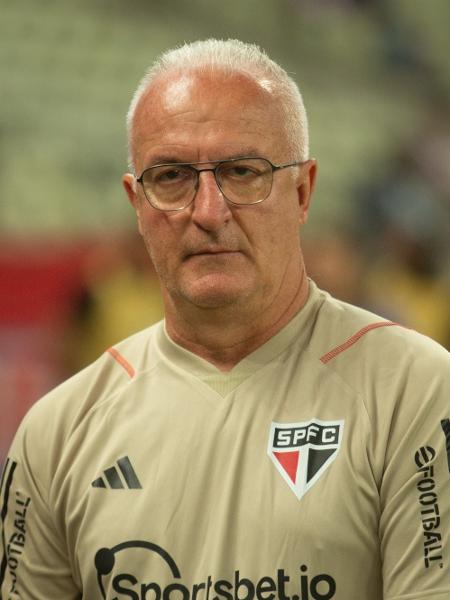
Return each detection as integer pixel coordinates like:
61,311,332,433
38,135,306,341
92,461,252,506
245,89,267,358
320,321,399,364
107,347,136,378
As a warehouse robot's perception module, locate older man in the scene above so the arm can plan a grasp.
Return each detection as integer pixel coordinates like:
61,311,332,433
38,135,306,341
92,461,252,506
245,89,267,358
1,39,449,600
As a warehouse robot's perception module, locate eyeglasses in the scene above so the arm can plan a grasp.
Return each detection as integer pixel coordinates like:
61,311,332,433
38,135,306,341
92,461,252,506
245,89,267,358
135,156,304,212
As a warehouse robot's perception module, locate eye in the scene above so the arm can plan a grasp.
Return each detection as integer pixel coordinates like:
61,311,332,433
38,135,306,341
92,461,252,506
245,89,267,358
154,167,191,184
221,162,262,180
147,165,194,186
230,166,253,177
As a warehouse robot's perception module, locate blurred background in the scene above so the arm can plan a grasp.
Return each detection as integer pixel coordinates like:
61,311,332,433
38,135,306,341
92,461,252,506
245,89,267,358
1,0,449,462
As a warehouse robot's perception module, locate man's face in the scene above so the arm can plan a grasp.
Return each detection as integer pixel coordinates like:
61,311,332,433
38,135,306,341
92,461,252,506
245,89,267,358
123,69,316,315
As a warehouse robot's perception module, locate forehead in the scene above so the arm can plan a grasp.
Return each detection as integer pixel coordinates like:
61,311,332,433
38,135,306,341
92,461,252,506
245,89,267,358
131,69,287,169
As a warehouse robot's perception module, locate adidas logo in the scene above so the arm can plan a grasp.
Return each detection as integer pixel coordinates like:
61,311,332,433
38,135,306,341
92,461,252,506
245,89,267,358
91,456,142,489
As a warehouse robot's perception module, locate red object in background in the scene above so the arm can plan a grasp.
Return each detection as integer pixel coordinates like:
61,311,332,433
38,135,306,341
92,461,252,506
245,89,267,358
0,238,92,462
0,239,89,324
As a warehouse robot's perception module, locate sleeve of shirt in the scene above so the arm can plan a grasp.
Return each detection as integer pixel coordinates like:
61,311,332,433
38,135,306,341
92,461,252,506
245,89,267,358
378,336,450,600
0,409,81,599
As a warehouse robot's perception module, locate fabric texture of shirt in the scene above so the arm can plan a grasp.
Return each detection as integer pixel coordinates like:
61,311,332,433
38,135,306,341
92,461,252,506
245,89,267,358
1,281,449,599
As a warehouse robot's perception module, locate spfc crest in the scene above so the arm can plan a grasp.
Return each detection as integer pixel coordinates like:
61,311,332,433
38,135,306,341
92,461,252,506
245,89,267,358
268,418,344,500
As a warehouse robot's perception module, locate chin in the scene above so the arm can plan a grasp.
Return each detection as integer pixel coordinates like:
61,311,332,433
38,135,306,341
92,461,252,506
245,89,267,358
179,276,253,309
185,288,248,309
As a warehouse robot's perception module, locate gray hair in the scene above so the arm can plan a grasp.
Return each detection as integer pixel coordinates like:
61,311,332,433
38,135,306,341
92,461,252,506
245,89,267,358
126,39,309,170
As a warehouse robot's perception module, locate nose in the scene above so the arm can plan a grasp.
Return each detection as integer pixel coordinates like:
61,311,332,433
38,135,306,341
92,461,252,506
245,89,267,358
190,170,232,231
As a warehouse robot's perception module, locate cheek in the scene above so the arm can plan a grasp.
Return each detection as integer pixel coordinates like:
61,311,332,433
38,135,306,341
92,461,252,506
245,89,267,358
258,201,301,252
139,216,168,268
139,213,185,280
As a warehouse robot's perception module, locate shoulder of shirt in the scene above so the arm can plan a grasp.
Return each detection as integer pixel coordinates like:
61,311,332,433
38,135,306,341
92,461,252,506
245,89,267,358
310,289,449,385
11,321,163,454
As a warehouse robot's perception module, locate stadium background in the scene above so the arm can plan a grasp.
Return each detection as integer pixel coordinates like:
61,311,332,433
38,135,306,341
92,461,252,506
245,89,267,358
1,0,449,463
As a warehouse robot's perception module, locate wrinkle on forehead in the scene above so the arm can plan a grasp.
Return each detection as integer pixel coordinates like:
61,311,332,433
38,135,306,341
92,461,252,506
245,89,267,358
130,69,285,169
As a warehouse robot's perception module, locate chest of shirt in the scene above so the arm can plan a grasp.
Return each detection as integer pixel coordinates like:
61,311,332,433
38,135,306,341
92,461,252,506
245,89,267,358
53,362,382,598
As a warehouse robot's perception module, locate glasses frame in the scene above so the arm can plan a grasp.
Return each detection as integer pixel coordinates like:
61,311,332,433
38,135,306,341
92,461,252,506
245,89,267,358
135,156,305,212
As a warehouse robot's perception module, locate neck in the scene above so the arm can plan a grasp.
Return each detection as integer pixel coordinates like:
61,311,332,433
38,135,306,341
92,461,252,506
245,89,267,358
164,269,310,372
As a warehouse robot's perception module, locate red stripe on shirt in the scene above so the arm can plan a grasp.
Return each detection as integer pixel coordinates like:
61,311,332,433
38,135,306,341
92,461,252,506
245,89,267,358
320,321,399,364
107,347,136,378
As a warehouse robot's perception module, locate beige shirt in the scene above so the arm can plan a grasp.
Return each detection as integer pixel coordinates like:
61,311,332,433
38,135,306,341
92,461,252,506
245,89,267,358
1,282,449,599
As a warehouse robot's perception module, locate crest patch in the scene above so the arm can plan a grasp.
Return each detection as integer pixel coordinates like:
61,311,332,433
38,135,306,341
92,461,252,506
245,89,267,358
268,418,344,500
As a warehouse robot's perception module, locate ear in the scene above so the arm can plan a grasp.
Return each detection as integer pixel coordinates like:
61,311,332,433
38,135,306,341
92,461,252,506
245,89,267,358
296,159,317,226
123,173,145,236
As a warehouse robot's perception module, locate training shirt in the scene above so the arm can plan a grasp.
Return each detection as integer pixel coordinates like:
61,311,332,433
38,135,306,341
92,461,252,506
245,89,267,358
1,281,449,600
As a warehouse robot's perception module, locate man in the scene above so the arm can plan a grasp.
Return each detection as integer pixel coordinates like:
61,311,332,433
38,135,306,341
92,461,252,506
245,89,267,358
1,39,449,600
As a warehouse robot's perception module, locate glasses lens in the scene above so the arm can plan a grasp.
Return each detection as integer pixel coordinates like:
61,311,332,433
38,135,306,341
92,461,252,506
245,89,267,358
217,158,272,205
142,165,196,210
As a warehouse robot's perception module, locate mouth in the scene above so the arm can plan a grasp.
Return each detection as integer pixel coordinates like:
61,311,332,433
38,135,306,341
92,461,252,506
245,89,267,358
185,248,240,259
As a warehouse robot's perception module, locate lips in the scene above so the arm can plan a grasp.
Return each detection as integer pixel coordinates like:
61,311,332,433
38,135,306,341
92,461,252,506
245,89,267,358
195,249,234,254
185,247,239,258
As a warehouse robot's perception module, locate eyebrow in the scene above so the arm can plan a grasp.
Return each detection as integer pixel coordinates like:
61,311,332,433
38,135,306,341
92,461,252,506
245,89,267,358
144,149,263,168
146,155,186,166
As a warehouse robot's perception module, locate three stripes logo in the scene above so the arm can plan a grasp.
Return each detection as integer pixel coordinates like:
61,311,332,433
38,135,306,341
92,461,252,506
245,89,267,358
92,456,142,490
268,418,344,500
